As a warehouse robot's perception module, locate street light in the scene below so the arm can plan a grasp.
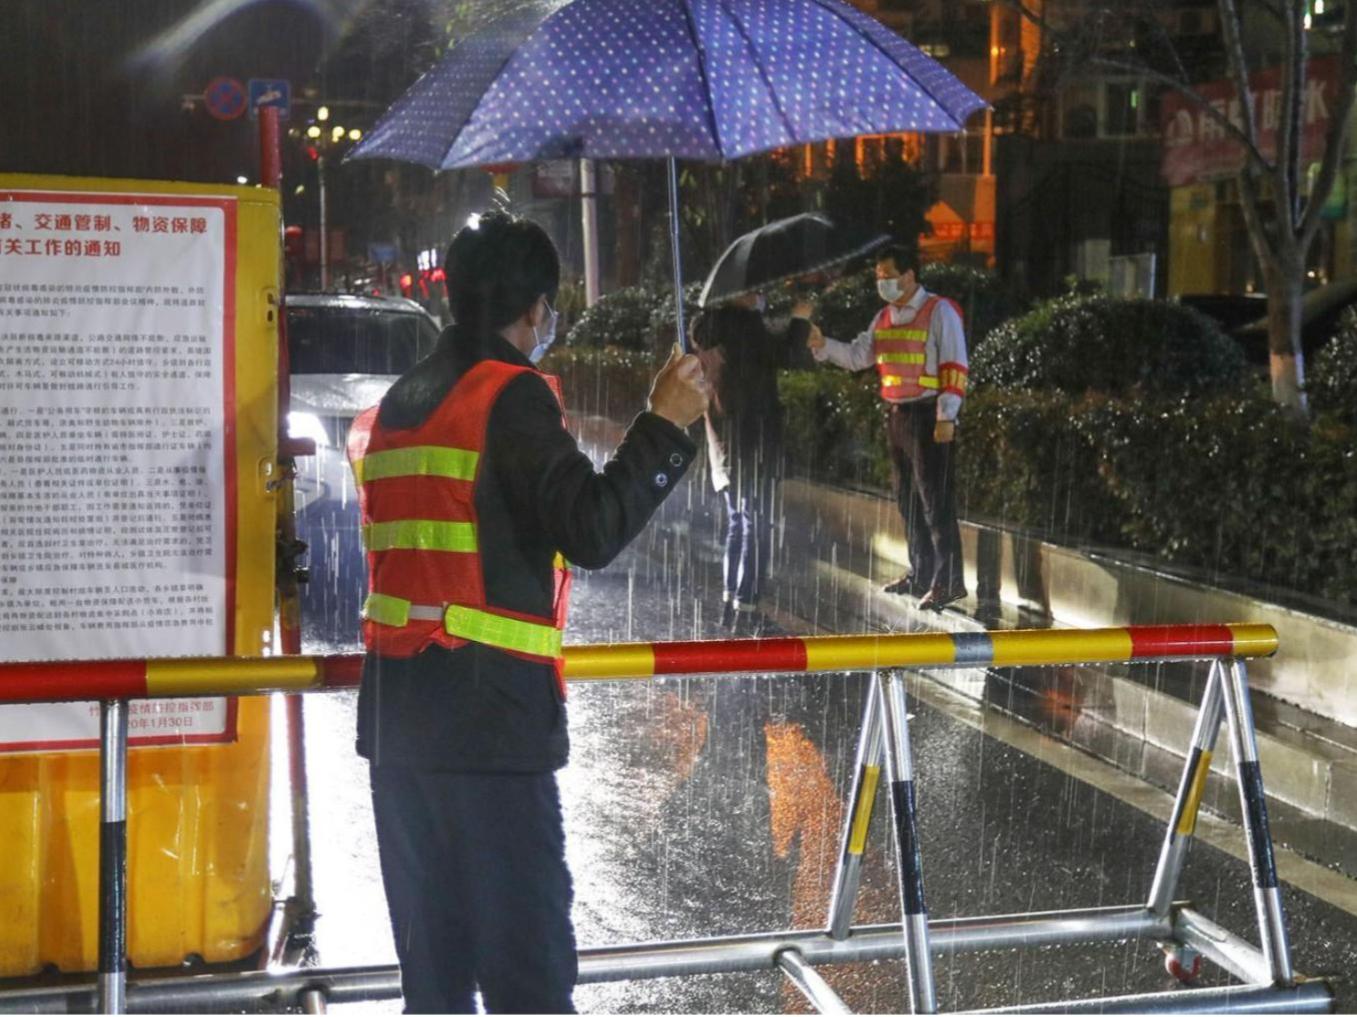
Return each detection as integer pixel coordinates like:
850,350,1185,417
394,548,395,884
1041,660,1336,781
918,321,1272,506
295,108,367,290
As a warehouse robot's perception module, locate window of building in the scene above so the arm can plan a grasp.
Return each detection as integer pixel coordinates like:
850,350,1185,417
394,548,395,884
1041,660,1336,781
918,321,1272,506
1103,81,1142,138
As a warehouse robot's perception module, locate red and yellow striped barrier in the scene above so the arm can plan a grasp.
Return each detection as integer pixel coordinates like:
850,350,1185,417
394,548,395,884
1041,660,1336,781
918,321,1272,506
0,624,1277,704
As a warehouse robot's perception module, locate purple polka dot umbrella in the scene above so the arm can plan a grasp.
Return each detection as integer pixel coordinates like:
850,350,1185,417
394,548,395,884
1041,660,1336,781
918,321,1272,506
349,0,987,347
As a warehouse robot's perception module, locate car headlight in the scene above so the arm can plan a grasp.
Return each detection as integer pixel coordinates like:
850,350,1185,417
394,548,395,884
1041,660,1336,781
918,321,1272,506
287,411,332,449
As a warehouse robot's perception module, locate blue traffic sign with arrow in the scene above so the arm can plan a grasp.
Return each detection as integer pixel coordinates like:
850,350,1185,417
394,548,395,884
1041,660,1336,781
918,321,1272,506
249,79,291,120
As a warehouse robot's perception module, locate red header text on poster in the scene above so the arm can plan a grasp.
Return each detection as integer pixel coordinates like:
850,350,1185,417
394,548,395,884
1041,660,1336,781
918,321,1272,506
0,191,239,751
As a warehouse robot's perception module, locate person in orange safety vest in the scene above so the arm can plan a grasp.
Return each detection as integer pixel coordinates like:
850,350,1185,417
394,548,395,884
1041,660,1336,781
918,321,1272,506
348,213,708,1014
803,243,969,610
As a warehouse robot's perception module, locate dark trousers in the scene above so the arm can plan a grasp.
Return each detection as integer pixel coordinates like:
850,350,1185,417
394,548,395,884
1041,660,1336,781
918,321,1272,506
885,399,964,591
370,766,578,1014
722,480,774,607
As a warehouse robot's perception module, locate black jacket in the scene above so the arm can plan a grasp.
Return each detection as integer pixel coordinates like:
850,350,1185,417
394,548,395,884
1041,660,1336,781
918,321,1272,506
356,326,695,772
691,306,803,495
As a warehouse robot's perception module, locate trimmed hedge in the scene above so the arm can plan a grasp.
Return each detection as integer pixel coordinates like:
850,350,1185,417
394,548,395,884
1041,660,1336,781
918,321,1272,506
539,345,655,419
1310,308,1357,425
565,286,662,350
782,374,1357,605
973,295,1250,397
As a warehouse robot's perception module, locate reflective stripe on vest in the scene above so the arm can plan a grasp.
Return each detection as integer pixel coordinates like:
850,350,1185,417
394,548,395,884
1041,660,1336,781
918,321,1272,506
880,374,939,390
351,445,478,485
362,593,563,659
361,519,478,553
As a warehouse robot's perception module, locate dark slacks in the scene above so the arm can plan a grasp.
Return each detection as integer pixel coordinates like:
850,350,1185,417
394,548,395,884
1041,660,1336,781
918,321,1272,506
370,766,578,1014
885,399,964,591
722,480,775,607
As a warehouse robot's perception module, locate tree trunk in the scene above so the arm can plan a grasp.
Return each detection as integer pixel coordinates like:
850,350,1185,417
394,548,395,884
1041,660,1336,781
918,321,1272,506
1262,261,1309,419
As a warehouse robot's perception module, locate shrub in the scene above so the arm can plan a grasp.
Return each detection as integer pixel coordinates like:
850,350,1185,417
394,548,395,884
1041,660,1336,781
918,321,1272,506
648,282,705,352
973,295,1249,397
779,369,890,489
919,262,1023,353
1309,308,1357,425
565,286,663,350
812,268,882,345
540,345,656,421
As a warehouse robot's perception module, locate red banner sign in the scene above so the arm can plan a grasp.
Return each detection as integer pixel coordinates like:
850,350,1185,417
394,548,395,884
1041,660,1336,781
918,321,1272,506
1160,56,1338,188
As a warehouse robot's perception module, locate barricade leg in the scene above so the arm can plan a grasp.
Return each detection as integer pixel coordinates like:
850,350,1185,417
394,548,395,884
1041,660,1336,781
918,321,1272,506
286,693,316,917
777,948,851,1015
1221,659,1294,986
826,676,884,940
1147,660,1226,917
98,700,129,1015
879,671,936,1014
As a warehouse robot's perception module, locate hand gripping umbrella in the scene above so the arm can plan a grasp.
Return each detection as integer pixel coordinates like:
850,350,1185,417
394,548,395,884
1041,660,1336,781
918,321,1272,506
348,0,986,350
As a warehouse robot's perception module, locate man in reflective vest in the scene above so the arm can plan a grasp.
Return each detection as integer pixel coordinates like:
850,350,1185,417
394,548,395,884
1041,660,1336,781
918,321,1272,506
804,243,969,610
348,213,708,1013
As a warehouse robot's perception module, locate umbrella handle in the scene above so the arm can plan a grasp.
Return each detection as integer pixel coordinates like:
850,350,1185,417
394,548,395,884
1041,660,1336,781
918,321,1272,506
667,157,687,353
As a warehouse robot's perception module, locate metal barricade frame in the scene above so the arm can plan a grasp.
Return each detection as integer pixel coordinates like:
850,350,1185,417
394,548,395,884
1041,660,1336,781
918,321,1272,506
0,624,1337,1014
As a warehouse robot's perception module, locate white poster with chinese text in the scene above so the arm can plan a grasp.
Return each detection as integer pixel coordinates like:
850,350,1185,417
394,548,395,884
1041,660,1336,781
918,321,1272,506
0,190,239,750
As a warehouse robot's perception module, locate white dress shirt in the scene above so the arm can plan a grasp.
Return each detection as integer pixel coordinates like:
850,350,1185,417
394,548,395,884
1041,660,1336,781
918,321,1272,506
810,286,968,422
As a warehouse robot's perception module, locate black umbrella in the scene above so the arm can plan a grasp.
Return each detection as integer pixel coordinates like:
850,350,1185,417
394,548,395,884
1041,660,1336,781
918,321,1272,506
699,213,889,308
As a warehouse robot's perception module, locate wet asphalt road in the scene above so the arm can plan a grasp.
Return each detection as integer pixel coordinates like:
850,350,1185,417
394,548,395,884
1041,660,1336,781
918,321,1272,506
300,528,1357,1014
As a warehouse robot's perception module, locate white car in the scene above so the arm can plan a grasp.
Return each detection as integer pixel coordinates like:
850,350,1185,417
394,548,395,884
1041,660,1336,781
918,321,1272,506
285,293,441,651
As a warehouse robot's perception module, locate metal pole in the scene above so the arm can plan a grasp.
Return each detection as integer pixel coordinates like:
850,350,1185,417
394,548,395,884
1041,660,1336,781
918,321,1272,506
982,107,994,178
1221,659,1294,986
0,906,1176,1012
580,158,601,307
1146,660,1226,915
318,155,329,290
287,694,315,915
261,95,318,926
879,671,936,1014
259,107,282,190
826,676,884,939
776,949,851,1015
1174,906,1272,985
973,981,1333,1015
666,156,687,351
98,700,130,1015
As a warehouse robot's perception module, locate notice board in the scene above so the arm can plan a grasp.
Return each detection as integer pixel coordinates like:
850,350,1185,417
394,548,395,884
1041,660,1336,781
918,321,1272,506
0,176,280,751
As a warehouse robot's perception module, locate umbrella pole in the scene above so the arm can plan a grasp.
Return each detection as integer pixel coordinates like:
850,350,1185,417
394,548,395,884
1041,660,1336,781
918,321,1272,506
667,156,688,352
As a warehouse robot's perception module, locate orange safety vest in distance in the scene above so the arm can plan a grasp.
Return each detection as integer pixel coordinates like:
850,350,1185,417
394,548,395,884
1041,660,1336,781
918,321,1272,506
346,360,572,694
871,295,968,403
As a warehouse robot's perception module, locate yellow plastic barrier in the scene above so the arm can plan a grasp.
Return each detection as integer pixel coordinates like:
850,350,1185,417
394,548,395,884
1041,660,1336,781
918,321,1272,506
0,174,279,974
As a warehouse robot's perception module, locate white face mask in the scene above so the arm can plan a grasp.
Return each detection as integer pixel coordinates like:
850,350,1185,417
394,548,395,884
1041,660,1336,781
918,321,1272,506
529,298,558,364
877,277,904,304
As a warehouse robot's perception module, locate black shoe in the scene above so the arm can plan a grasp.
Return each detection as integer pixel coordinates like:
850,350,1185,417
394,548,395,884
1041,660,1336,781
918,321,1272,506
918,581,967,612
882,574,928,597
